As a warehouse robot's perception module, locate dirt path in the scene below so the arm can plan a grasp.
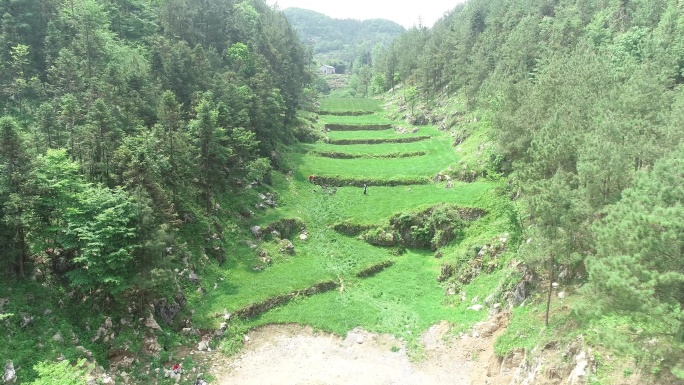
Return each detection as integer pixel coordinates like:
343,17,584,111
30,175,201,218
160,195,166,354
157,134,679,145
211,314,513,385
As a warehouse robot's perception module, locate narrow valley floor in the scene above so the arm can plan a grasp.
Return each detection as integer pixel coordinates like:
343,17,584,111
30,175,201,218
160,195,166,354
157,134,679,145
210,316,513,385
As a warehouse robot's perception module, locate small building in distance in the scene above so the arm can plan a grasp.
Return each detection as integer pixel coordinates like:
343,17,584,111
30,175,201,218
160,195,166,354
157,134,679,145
319,65,336,75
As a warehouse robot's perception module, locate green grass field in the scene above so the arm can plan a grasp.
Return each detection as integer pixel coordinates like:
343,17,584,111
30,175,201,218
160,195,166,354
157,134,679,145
325,126,439,140
196,97,517,354
319,98,383,112
291,152,454,181
302,140,441,157
321,114,395,125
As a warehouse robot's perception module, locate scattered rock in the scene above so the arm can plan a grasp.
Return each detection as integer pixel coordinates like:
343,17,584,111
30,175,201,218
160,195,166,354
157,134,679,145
164,368,181,381
75,346,93,360
278,239,295,254
197,339,210,351
145,313,162,331
188,271,200,284
144,337,162,354
567,350,590,385
468,304,484,311
53,332,63,343
20,314,33,328
2,360,16,384
557,291,566,299
511,280,530,305
299,232,308,241
251,226,262,238
155,295,185,326
0,298,8,313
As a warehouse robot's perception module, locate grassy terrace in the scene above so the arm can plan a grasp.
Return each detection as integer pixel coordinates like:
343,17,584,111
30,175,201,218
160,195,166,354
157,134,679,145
304,140,442,157
325,126,438,140
194,97,516,355
319,98,384,112
292,151,454,181
321,114,395,125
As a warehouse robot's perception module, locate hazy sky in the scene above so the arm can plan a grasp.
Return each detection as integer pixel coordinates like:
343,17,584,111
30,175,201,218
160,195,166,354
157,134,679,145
266,0,467,29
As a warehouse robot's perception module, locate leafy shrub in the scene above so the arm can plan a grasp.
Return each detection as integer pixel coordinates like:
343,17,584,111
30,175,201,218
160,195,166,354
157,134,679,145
26,359,89,385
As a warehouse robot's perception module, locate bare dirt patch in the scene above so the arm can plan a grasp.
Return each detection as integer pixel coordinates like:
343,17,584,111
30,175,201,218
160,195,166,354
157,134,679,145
211,312,517,385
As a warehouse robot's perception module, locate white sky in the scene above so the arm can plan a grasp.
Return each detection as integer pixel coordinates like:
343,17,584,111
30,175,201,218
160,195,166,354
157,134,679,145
266,0,467,29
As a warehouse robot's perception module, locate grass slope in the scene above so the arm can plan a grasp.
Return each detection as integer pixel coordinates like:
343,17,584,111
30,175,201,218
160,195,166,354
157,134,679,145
195,96,517,357
319,98,383,112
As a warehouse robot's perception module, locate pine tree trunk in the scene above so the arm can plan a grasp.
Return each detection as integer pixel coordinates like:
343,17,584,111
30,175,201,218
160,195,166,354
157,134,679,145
545,253,554,327
18,228,25,278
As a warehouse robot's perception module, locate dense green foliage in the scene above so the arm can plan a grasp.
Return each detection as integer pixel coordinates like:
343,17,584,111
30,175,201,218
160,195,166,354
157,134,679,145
25,359,89,385
363,0,684,378
282,9,404,97
0,0,311,288
0,0,313,380
282,7,404,64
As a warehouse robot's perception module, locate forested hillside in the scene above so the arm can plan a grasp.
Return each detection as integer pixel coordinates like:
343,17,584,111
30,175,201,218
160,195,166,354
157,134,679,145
0,0,312,381
367,0,683,380
0,0,311,280
282,7,404,68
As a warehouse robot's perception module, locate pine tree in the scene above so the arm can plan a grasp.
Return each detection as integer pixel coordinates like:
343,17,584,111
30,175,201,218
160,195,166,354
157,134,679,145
584,144,684,370
0,116,32,277
190,97,229,213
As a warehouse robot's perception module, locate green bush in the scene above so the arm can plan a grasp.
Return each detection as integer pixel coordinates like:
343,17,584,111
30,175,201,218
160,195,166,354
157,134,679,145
26,359,89,385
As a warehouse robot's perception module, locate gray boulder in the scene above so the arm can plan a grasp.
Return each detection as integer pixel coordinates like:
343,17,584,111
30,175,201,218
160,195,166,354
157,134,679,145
2,361,16,384
251,226,262,238
279,239,295,254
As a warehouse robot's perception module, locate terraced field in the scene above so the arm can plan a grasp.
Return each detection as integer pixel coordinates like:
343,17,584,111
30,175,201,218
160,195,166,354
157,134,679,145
196,97,516,352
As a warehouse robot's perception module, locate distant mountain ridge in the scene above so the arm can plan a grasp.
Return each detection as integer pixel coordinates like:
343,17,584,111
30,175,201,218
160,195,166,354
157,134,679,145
283,7,405,63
